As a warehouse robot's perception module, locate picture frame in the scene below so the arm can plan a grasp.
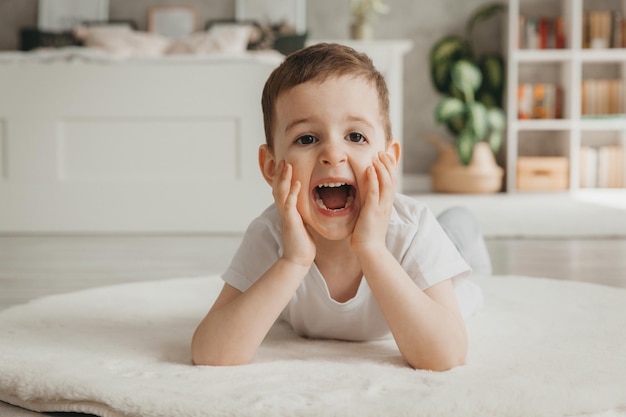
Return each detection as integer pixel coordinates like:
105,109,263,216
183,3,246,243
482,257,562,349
38,0,109,32
235,0,306,33
147,5,199,38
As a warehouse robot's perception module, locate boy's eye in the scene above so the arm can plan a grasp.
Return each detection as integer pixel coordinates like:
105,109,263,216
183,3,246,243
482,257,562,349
346,132,366,143
295,135,318,145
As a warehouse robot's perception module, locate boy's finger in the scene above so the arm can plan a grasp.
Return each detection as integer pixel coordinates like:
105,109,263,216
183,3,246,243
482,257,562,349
273,161,291,204
272,160,284,186
373,156,391,190
365,165,380,203
286,179,301,209
378,151,396,176
378,151,397,190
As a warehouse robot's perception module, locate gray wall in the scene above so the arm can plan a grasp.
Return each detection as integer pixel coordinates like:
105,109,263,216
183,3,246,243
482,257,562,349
0,0,506,175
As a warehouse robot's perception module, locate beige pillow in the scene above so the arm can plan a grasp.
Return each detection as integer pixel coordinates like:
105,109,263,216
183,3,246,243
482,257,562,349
74,26,171,57
166,25,251,54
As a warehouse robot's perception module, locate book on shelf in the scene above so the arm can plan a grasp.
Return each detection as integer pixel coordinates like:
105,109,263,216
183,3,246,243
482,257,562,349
581,79,624,116
519,16,565,49
517,83,563,119
580,145,625,188
612,11,624,48
583,10,625,49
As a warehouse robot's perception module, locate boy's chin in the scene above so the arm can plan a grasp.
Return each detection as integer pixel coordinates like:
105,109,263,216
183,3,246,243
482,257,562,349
309,223,355,243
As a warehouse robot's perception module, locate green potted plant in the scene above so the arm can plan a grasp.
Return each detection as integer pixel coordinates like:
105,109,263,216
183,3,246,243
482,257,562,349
429,3,507,166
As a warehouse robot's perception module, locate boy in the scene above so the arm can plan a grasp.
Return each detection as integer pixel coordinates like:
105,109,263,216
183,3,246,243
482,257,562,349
192,43,487,371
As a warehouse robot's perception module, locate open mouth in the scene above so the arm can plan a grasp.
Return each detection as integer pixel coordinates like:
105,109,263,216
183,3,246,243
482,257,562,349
313,182,356,211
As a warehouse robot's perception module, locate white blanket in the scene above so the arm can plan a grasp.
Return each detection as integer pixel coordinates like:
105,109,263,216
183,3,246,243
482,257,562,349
0,275,625,417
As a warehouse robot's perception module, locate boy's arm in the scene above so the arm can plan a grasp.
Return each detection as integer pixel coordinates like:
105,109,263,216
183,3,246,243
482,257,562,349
191,258,309,366
352,152,467,371
192,161,315,366
358,250,468,371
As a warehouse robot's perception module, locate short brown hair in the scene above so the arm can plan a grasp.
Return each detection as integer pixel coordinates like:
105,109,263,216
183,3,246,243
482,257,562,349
261,43,392,148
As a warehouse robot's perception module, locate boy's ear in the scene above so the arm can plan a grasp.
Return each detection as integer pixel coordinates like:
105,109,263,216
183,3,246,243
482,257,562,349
386,140,401,166
258,144,276,186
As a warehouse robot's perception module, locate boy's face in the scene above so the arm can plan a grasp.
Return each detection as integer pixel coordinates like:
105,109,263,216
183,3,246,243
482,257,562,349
260,75,400,242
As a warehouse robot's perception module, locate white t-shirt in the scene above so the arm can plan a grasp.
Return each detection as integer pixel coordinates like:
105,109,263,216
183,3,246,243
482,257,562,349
222,193,480,341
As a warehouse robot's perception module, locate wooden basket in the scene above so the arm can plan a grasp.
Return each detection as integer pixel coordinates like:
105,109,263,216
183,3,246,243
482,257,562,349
429,139,503,194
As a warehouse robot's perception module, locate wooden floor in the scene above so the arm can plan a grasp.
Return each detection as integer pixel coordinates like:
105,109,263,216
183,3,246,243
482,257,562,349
1,235,625,310
1,235,626,416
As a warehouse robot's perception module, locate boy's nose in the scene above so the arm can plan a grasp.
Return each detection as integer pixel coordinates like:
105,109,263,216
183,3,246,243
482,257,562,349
319,142,347,167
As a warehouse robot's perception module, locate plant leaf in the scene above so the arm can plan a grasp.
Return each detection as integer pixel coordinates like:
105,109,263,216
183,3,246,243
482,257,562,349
487,130,503,154
430,35,467,63
429,36,468,94
479,53,505,91
434,97,466,123
446,114,466,136
486,107,506,132
451,60,482,99
467,102,488,141
486,108,506,153
477,90,497,108
465,3,507,41
456,129,475,166
431,63,453,95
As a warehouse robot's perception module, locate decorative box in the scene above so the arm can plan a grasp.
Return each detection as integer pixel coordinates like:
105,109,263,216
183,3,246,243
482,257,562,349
517,157,569,191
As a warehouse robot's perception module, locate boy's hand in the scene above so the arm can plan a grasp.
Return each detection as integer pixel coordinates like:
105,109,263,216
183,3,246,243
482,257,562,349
272,161,316,267
351,151,397,255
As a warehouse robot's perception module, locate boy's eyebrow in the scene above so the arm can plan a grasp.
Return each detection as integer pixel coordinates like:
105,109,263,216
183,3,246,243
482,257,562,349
346,115,375,128
284,118,312,134
283,115,375,134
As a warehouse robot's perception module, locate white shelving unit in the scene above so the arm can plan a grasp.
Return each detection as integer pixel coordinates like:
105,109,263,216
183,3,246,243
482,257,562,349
506,0,626,192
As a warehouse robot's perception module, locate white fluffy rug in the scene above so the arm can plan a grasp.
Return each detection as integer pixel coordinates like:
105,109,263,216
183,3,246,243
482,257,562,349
1,275,626,417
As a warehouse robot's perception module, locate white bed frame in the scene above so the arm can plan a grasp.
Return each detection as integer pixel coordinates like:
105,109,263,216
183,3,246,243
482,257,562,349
0,55,279,233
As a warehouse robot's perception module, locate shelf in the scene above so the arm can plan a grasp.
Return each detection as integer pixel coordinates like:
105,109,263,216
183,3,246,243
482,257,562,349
506,0,626,192
579,49,626,62
513,49,573,62
513,118,626,131
513,49,626,63
514,119,573,130
580,117,626,131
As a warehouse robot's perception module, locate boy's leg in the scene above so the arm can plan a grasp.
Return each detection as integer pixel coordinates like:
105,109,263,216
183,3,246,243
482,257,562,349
437,206,492,276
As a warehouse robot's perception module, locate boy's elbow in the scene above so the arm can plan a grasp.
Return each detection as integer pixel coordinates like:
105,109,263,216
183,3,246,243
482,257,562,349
193,356,249,367
410,330,469,371
191,355,250,366
191,329,251,366
192,348,252,367
407,351,467,372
